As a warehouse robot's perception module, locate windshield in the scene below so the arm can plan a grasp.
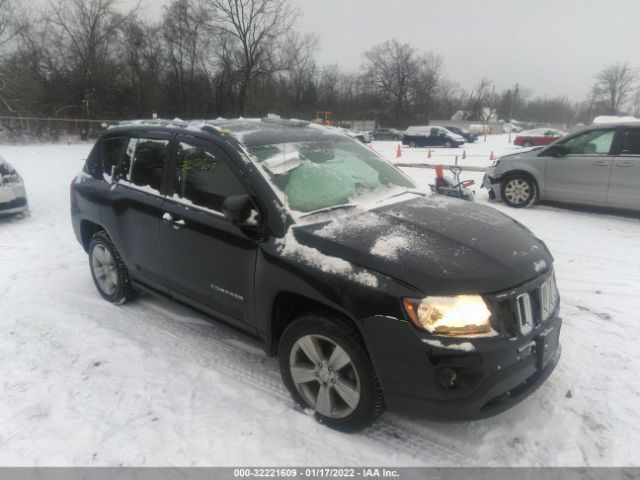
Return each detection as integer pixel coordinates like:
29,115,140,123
248,137,417,214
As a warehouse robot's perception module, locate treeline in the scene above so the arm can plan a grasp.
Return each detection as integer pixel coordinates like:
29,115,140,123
0,0,638,127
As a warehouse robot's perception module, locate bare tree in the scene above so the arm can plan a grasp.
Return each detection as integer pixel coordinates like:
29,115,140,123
361,39,422,122
207,0,297,116
162,0,212,117
46,0,140,117
592,63,637,114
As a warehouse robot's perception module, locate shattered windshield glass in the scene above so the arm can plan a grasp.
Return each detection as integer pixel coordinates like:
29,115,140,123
248,138,417,213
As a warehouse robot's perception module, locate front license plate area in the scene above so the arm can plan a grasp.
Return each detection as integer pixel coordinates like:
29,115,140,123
536,326,560,370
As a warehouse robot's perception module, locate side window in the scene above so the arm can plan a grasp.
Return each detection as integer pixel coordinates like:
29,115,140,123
621,129,640,155
120,137,169,193
102,138,127,181
172,142,247,212
561,130,615,155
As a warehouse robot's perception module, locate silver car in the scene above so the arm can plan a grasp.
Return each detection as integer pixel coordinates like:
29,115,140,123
0,157,28,216
483,122,640,212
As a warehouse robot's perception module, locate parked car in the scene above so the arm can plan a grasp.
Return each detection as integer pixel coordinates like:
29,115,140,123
0,157,28,216
483,122,640,211
402,126,465,148
370,128,402,141
71,117,561,431
339,127,373,143
514,128,565,147
443,126,477,143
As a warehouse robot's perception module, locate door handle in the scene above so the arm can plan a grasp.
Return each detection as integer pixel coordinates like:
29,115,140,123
162,212,186,229
592,161,609,166
615,162,634,167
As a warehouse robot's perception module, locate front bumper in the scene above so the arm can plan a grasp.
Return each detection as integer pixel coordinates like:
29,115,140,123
482,169,502,200
0,184,28,215
361,299,562,421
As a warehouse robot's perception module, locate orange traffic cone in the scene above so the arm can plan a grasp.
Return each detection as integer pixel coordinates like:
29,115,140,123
489,150,494,161
67,136,72,145
396,144,402,158
427,149,432,159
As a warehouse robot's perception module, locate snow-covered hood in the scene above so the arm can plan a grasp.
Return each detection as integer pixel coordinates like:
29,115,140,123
292,195,553,295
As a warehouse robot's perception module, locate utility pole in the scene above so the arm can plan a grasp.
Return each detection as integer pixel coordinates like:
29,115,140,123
508,83,519,121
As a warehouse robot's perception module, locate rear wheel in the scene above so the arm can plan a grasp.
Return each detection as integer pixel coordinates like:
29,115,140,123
444,141,453,148
89,231,137,304
522,140,533,148
392,135,399,141
409,140,416,148
279,313,384,432
501,174,538,208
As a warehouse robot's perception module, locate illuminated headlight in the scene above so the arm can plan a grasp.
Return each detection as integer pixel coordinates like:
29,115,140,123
403,295,493,337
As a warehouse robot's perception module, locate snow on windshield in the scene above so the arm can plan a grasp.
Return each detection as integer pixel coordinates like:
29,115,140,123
248,138,415,214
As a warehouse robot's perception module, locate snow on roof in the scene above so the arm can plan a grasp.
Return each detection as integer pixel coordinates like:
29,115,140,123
592,115,640,124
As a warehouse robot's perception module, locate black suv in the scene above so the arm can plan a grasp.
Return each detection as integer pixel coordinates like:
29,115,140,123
71,118,561,431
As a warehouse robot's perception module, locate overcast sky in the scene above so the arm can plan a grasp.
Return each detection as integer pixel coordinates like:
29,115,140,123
128,0,640,102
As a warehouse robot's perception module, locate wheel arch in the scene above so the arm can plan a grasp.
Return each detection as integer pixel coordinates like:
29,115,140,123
267,291,365,357
80,219,105,252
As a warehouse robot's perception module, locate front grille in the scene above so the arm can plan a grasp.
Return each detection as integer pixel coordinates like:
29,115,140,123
487,270,559,337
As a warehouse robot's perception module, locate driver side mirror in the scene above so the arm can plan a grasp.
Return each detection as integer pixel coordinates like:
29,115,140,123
545,144,569,157
222,194,260,226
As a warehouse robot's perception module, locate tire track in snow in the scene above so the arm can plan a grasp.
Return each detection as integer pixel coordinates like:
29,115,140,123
114,297,466,464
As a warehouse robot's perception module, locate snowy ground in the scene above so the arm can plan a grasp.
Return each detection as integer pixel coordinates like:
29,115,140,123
0,136,639,466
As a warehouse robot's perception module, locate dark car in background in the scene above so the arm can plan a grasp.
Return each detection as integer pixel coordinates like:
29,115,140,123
444,126,478,143
71,117,561,432
403,126,465,148
370,128,402,141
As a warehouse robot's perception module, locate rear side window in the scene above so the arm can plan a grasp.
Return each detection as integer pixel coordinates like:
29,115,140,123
172,142,247,212
621,129,640,155
120,138,170,193
102,138,127,180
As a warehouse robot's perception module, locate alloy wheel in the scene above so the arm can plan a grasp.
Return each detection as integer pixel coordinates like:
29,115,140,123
289,334,361,419
504,178,532,205
91,244,118,295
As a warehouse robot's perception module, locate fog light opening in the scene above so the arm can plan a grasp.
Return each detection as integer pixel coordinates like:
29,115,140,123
436,367,458,388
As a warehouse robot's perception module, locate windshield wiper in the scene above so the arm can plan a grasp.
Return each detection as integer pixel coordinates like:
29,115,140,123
299,203,358,219
375,189,424,204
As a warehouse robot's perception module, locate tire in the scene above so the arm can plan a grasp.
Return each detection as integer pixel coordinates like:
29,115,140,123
409,141,416,148
88,230,138,304
501,174,538,208
522,140,533,148
392,135,399,141
444,141,453,148
279,312,385,432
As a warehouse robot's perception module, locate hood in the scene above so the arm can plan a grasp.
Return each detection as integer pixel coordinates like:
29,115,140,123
499,148,543,162
293,195,553,295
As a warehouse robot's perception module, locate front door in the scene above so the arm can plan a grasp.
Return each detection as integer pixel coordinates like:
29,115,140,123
544,128,617,205
608,127,640,210
160,135,259,330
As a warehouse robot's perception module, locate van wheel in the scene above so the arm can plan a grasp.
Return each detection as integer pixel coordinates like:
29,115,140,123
501,174,538,208
279,313,385,432
89,231,137,304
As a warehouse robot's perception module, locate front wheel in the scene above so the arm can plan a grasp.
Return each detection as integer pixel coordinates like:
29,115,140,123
522,140,533,148
279,313,385,432
501,175,538,208
89,231,137,304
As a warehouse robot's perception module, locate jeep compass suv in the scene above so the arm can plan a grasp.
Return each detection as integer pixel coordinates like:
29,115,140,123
71,118,561,431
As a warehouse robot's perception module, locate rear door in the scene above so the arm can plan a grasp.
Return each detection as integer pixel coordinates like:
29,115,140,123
160,135,259,331
544,128,617,206
100,133,172,292
608,126,640,210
